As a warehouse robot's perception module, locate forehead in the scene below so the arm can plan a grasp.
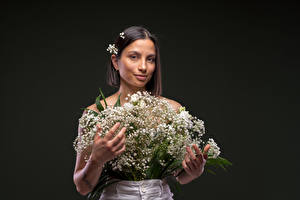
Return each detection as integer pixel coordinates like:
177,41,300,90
123,39,156,54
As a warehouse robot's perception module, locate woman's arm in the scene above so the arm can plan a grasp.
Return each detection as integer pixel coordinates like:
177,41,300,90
73,152,105,195
73,122,126,195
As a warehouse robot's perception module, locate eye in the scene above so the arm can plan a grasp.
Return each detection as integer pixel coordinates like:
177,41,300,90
129,55,137,59
147,57,155,63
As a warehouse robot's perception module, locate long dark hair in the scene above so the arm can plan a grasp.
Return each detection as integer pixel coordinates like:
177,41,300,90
106,26,162,96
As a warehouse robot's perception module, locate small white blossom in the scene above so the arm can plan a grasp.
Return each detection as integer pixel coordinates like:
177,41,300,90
120,32,125,39
106,44,118,55
207,138,221,158
130,93,139,103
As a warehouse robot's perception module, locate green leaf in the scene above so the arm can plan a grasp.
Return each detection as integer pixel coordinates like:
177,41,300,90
95,88,108,112
160,158,175,178
145,147,161,179
206,169,217,175
205,156,232,173
99,88,108,107
114,93,121,107
161,161,182,178
218,157,233,166
95,95,104,112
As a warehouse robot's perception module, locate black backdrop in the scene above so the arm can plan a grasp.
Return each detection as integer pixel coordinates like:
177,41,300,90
1,2,299,200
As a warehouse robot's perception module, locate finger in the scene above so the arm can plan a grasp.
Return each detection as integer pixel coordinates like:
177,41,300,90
96,123,102,133
186,146,196,160
104,122,120,140
93,124,102,141
203,144,210,154
193,144,202,157
111,127,126,146
115,144,126,156
197,152,204,164
93,132,101,142
93,124,101,140
112,133,126,152
182,159,192,175
192,144,202,165
185,152,197,171
186,146,199,168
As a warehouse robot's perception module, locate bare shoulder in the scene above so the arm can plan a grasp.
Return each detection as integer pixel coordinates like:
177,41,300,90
86,103,100,113
159,96,182,112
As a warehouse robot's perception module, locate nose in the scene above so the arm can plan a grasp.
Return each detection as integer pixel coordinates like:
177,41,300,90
138,60,147,72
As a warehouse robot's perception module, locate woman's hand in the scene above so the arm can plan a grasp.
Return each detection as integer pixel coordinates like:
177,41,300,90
89,122,126,165
182,144,210,180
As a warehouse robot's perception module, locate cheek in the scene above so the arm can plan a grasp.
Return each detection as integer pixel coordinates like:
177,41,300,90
120,59,137,72
119,62,136,79
149,64,156,75
119,68,131,80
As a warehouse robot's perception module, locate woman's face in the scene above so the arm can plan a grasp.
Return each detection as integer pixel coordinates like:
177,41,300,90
115,39,156,89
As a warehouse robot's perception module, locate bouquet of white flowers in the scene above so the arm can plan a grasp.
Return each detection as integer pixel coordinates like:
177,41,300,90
73,89,231,200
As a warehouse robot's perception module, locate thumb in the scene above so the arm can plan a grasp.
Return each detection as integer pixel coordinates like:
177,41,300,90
96,123,102,131
93,124,102,142
203,144,210,159
93,133,101,143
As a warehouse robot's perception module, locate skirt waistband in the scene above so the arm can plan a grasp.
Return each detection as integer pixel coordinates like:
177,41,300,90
100,179,173,200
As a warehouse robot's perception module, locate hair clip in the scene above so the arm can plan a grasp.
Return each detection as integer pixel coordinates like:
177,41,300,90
106,44,118,55
120,32,125,39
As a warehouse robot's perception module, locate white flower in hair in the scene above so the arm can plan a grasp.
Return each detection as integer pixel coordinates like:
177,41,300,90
120,32,125,39
107,44,118,55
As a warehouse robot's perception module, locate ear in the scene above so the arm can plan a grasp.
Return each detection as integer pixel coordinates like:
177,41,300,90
111,55,119,71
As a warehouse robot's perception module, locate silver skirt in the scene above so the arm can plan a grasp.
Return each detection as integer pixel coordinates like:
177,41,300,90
99,179,174,200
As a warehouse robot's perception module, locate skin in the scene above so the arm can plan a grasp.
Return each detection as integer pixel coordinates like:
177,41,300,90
111,38,156,103
177,144,210,184
73,38,210,195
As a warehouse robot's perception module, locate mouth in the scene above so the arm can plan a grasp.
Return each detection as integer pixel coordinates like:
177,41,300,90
134,74,147,81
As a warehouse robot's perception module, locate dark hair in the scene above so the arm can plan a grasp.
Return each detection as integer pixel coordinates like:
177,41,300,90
106,26,162,96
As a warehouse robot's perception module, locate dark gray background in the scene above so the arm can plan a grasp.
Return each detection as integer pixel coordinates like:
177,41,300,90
1,2,299,200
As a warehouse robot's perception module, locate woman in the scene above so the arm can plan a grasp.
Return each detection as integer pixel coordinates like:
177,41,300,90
73,26,210,200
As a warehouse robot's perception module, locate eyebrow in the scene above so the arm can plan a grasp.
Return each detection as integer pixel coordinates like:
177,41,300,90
127,50,156,57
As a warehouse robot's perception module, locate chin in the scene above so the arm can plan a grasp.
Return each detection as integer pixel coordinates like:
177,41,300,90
135,83,147,88
123,77,149,89
130,81,147,89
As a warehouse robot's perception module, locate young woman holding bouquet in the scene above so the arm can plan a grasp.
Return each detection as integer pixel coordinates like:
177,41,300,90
73,26,211,200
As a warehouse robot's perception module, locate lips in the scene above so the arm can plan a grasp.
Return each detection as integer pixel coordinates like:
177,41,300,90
134,74,147,81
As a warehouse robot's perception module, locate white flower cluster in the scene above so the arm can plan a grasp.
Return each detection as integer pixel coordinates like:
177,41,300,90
74,91,207,180
106,44,118,55
207,138,221,159
120,32,125,39
73,110,101,154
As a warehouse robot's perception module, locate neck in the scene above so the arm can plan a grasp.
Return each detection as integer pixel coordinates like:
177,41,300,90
117,81,146,105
